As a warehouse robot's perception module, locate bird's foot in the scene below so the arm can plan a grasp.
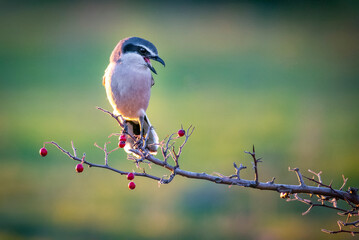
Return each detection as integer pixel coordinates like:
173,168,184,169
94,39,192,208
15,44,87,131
133,135,146,151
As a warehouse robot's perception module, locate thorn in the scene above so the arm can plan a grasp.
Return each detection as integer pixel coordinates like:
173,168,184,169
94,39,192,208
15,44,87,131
252,145,255,153
267,177,275,184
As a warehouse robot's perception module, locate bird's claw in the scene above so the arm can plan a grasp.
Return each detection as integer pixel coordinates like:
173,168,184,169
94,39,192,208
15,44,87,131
133,135,146,151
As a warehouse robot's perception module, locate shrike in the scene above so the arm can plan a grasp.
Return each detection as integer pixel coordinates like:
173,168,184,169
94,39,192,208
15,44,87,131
103,37,165,154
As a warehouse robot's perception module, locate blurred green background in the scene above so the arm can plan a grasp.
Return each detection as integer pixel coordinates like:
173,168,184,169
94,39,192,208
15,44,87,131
0,1,358,239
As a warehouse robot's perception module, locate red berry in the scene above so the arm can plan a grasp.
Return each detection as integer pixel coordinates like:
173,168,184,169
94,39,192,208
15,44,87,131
178,129,185,137
119,141,126,148
127,172,135,180
75,163,84,173
120,134,127,142
39,147,48,157
128,181,136,190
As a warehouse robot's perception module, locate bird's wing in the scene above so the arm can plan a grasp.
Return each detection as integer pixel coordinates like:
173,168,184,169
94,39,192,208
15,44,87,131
151,75,155,87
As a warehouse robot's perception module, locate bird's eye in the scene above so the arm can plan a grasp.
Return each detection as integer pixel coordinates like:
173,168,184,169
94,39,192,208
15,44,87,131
139,47,147,55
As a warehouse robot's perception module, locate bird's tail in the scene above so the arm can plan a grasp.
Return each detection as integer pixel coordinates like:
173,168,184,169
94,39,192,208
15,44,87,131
123,115,159,155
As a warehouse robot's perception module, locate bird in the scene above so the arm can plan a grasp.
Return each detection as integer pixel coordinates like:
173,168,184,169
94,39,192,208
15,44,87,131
102,37,165,154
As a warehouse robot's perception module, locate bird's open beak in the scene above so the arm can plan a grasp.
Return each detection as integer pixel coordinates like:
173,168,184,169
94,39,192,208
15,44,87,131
151,56,165,67
146,55,165,74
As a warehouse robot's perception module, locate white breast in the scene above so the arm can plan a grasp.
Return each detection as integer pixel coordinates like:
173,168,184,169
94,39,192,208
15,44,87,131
104,53,152,120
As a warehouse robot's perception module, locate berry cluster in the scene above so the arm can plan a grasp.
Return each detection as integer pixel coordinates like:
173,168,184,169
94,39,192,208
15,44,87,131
127,172,136,190
119,134,126,148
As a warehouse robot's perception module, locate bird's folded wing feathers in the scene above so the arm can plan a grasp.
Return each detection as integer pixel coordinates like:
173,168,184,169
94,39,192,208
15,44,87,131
151,75,155,87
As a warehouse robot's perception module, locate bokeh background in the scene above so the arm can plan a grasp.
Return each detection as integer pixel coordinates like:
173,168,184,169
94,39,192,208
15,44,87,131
1,1,358,239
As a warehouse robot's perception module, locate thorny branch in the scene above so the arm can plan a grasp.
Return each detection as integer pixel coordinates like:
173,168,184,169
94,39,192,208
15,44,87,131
43,107,358,236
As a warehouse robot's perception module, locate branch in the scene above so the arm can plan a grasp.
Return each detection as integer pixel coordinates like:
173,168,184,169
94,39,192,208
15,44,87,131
41,107,359,236
322,220,359,236
45,141,161,181
43,140,359,205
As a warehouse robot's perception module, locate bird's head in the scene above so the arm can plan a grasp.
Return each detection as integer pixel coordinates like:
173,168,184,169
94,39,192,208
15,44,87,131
110,37,165,74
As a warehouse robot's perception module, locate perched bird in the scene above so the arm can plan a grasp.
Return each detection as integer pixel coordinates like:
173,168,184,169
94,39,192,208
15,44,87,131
103,37,165,154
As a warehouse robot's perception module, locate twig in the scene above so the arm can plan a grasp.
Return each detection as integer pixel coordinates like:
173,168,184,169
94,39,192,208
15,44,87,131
288,194,348,215
289,167,306,187
94,142,118,166
244,145,262,185
321,228,359,235
339,175,348,191
96,106,124,128
233,162,247,180
46,141,161,181
322,220,359,236
71,140,77,157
